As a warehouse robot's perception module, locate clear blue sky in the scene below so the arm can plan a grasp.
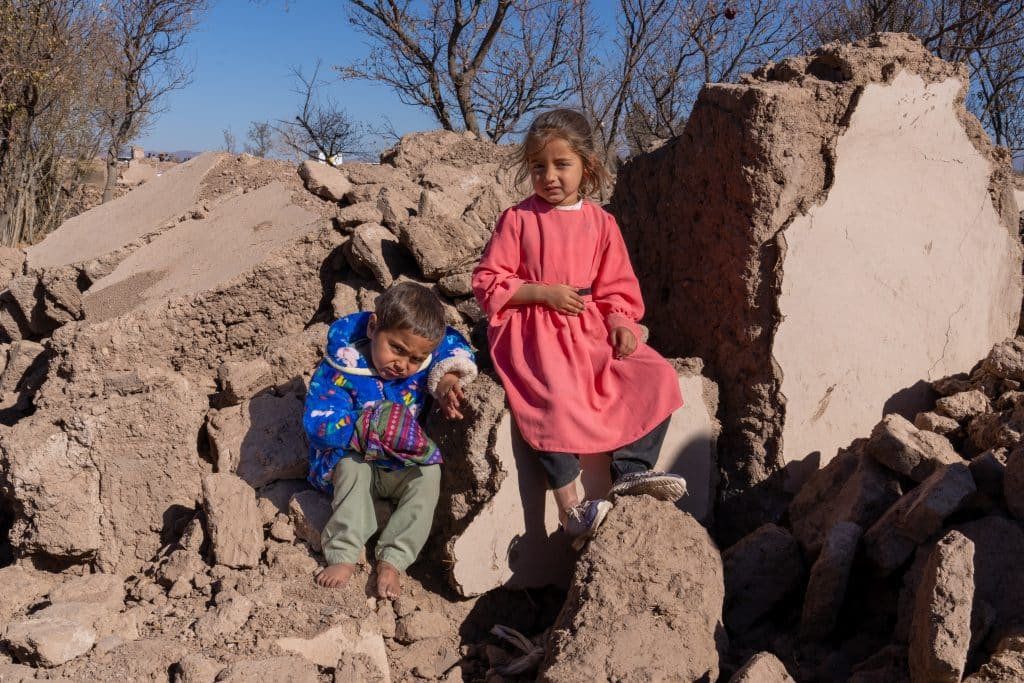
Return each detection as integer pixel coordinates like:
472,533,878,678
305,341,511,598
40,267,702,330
136,1,437,156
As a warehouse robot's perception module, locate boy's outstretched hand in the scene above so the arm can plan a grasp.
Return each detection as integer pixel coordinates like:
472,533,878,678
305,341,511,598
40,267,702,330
610,326,637,359
436,372,465,419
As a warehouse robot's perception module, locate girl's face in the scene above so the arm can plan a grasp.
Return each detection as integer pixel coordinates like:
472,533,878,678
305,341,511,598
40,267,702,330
529,136,584,207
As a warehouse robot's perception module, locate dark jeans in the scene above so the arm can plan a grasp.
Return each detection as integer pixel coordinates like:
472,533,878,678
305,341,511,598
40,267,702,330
535,417,671,489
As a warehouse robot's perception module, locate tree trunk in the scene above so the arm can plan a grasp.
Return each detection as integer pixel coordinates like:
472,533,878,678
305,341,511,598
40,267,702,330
102,146,119,204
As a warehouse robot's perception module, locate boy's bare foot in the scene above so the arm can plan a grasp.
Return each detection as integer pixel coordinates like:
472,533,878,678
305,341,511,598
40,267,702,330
316,563,356,588
376,561,401,599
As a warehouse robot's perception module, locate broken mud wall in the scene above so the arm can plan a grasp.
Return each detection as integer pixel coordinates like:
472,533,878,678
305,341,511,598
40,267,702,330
610,33,1023,542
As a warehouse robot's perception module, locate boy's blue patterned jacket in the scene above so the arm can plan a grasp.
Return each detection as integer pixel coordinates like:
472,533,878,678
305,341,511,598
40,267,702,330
303,311,477,493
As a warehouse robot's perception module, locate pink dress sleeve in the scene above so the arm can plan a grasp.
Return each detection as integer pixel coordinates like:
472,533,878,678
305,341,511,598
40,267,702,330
472,207,526,323
591,210,645,339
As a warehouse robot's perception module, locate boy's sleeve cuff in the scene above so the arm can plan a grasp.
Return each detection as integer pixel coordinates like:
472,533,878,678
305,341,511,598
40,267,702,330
427,356,479,397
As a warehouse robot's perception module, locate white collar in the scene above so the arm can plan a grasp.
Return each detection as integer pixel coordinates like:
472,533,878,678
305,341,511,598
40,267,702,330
554,199,584,211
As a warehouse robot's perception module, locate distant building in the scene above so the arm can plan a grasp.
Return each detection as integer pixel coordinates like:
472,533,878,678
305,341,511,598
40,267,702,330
310,149,343,166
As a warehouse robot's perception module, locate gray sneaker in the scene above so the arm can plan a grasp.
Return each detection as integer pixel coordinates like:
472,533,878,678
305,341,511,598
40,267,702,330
609,471,687,502
564,499,612,551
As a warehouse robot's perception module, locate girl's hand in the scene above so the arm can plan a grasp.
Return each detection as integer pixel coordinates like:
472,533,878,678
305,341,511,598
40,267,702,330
610,327,637,359
437,373,465,420
543,284,585,315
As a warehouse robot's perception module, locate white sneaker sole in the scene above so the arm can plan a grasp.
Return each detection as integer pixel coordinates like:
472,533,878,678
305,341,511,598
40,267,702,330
609,475,687,502
570,500,612,551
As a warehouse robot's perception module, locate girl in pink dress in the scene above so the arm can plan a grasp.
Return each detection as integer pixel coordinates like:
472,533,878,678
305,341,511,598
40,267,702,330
472,109,685,548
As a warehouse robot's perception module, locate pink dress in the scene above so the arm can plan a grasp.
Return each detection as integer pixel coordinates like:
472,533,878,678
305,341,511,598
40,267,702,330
472,195,683,453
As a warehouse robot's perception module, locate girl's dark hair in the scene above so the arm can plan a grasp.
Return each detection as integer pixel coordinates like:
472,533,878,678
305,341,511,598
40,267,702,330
373,282,445,342
513,108,612,198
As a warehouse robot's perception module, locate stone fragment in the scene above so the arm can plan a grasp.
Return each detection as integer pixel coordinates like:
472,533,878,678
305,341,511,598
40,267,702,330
156,549,207,588
343,183,384,205
47,573,125,612
865,414,961,481
347,222,414,288
173,652,224,683
982,337,1024,382
936,390,991,421
437,271,473,297
207,393,307,489
611,36,1022,540
728,652,796,682
723,523,804,632
864,463,976,574
6,274,46,334
336,201,384,229
394,611,449,644
968,449,1007,510
377,185,418,228
215,656,318,683
0,662,38,682
933,374,973,396
800,521,862,640
790,447,902,559
4,616,96,667
0,565,57,624
914,411,960,436
201,473,264,568
0,245,25,289
269,515,295,542
395,216,485,280
192,590,253,640
39,267,83,326
0,340,45,393
276,621,390,681
331,281,359,320
216,359,273,405
455,297,485,323
964,633,1024,682
1005,443,1024,521
909,530,974,683
1,367,208,573
298,160,351,201
335,653,388,683
966,407,1024,453
288,489,333,553
539,497,723,683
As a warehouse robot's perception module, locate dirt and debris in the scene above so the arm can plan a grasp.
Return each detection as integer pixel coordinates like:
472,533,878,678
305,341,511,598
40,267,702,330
0,32,1023,683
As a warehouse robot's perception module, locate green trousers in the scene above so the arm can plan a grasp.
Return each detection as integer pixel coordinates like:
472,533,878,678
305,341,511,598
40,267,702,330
321,453,441,572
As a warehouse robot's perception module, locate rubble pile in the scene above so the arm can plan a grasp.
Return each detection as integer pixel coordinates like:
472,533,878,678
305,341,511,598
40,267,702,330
715,336,1024,682
0,32,1021,683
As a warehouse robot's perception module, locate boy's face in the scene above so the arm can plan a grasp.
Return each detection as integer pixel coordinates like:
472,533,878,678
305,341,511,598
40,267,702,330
366,315,440,380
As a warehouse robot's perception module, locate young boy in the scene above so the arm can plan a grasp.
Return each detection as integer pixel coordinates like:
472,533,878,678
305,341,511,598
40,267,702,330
304,282,477,598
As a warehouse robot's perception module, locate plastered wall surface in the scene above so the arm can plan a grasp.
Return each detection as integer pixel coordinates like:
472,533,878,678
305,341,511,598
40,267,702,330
449,375,716,596
82,182,318,321
27,153,220,270
774,72,1023,468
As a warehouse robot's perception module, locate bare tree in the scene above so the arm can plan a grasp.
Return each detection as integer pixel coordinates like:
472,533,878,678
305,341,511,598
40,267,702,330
274,61,364,165
804,0,1024,153
573,0,803,164
245,121,275,157
222,126,237,153
0,1,108,246
340,0,577,141
99,0,207,203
